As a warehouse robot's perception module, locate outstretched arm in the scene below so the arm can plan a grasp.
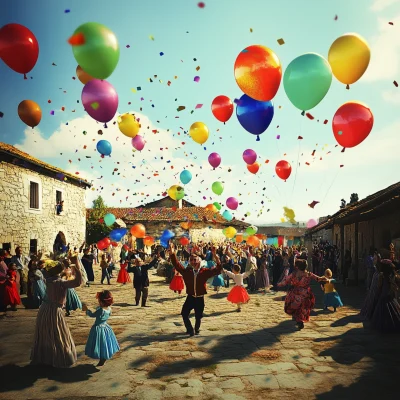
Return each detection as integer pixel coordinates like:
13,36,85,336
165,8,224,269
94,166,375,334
169,243,186,275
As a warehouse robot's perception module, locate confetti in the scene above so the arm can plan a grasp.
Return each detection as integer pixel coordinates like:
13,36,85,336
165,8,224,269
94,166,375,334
0,112,3,118
126,44,131,48
306,113,314,120
389,22,394,25
298,136,303,140
340,164,344,168
334,15,338,20
198,2,205,8
50,110,55,115
277,38,285,45
64,9,70,13
68,32,85,46
308,200,320,208
177,106,185,112
195,104,203,109
276,135,280,139
250,28,253,33
160,52,164,56
149,35,155,40
194,76,200,82
323,119,328,124
394,81,398,87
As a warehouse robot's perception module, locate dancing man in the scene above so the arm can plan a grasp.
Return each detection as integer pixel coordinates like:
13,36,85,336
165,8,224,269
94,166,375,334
169,242,221,336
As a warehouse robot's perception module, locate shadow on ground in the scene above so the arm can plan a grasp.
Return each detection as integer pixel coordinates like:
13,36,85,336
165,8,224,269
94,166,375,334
0,363,99,393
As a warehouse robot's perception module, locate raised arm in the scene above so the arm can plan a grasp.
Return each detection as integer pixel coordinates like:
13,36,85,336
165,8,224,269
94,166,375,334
202,246,222,279
169,243,186,275
61,263,82,289
224,270,235,279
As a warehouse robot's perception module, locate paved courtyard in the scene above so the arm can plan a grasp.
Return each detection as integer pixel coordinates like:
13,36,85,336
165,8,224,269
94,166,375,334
0,270,399,400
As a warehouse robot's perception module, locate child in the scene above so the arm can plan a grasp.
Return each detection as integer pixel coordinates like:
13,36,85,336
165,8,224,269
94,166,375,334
100,254,111,285
82,290,120,366
117,260,131,285
28,261,46,308
169,268,185,294
223,264,254,312
4,263,21,311
211,270,225,293
322,268,343,312
63,266,82,316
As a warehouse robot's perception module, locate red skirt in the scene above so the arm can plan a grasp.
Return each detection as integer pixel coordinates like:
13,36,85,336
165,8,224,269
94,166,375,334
117,266,131,284
4,280,21,306
227,286,250,304
169,275,185,292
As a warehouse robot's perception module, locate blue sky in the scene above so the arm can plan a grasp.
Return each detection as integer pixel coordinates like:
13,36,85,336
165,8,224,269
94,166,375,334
1,0,400,225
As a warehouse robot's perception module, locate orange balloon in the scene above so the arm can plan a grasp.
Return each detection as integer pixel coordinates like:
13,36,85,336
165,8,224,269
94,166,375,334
247,162,260,174
180,222,193,230
234,45,282,102
130,223,146,238
18,100,41,128
247,235,261,247
236,234,243,243
143,236,155,246
205,204,218,212
76,65,94,84
180,237,190,246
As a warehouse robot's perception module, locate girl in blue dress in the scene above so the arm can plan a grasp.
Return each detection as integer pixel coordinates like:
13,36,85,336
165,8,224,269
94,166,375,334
83,290,120,366
321,269,343,312
63,267,82,316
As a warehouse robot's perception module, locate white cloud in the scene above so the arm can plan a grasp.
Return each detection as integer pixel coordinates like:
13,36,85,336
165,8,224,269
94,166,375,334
371,0,400,11
382,89,400,103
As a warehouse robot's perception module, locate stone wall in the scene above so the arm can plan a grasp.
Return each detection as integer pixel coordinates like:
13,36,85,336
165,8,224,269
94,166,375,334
0,161,87,256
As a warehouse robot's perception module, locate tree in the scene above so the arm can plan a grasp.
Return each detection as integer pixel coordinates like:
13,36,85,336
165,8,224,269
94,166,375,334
86,196,113,244
349,193,359,204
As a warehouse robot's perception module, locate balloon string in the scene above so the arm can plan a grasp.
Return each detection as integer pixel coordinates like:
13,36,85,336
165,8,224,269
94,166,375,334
104,123,108,128
24,74,27,80
346,84,350,90
320,149,345,206
256,135,260,142
290,117,303,205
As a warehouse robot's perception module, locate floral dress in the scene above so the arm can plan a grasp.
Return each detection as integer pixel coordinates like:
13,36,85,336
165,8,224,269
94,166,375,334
278,272,319,322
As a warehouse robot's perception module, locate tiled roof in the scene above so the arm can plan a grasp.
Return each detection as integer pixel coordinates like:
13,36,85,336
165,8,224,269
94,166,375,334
88,206,249,228
0,142,91,187
306,181,400,234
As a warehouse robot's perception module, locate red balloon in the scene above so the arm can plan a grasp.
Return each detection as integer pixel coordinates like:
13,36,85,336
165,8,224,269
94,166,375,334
180,237,190,246
97,239,107,250
211,95,234,123
332,101,374,148
111,241,118,247
275,160,292,181
123,244,129,250
247,162,260,174
0,24,39,77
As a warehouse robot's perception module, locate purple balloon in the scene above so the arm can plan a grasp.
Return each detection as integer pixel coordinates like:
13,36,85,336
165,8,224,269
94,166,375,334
208,152,221,169
132,135,145,151
81,79,119,124
243,149,257,165
226,197,239,210
306,219,318,229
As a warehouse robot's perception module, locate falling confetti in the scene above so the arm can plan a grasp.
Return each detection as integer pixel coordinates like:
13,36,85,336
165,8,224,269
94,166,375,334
389,21,394,25
394,81,398,87
194,76,200,82
0,112,3,118
308,200,320,208
306,113,314,120
277,38,285,45
177,106,186,112
334,15,338,20
250,28,253,33
149,35,155,40
64,9,70,13
198,2,205,8
160,52,164,56
195,104,203,109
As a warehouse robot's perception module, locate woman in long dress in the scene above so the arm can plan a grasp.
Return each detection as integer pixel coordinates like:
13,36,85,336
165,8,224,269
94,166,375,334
31,260,82,368
255,254,270,292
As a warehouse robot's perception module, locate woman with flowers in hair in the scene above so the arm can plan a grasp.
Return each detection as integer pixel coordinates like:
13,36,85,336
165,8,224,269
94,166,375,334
82,290,120,366
31,259,82,367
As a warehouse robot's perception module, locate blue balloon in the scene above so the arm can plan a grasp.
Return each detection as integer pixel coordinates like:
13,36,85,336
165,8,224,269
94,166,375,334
236,94,274,141
97,140,112,156
161,229,175,241
180,170,192,185
222,210,233,221
109,228,127,242
160,240,168,248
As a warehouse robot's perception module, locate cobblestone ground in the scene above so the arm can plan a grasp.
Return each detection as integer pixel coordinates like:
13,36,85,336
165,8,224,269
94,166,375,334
0,269,399,400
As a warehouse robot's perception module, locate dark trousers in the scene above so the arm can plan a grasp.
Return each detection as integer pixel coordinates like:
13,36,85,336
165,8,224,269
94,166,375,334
135,286,149,306
181,295,205,333
247,274,256,291
101,269,110,284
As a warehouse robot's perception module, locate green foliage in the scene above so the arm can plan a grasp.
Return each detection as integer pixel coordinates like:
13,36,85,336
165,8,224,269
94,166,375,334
86,196,113,244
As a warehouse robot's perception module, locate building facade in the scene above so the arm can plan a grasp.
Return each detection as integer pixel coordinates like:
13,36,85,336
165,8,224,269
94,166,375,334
0,143,91,256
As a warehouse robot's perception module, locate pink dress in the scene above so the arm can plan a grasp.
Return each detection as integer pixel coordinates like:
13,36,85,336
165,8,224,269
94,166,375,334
278,272,319,322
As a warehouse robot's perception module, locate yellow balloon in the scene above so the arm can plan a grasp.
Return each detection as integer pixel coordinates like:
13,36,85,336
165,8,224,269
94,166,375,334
118,113,140,138
168,185,185,201
224,226,237,239
189,122,209,145
328,33,370,87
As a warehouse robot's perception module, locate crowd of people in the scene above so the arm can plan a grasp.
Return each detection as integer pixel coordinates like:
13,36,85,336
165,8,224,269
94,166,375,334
0,238,399,369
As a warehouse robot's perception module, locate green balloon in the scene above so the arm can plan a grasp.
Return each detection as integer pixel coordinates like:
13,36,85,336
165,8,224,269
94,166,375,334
283,53,332,111
212,181,224,196
246,225,257,235
213,202,222,211
72,22,120,79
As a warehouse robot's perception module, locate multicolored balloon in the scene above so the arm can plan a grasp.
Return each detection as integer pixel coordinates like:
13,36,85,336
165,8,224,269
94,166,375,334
81,79,118,126
69,22,120,79
283,53,332,111
0,23,39,78
236,94,274,141
132,135,145,151
168,185,185,201
328,33,370,88
234,45,282,101
208,152,221,169
332,101,374,148
211,95,234,123
275,160,292,181
17,100,41,128
243,149,257,165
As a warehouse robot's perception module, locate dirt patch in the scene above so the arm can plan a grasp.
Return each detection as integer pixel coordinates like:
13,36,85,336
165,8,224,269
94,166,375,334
251,349,281,360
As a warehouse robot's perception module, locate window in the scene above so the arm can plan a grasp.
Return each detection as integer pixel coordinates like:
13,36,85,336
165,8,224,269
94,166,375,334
56,190,62,204
30,239,38,255
30,181,39,209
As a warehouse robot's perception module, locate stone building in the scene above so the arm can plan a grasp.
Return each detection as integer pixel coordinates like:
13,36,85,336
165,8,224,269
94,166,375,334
257,225,306,247
0,142,91,256
101,197,249,246
305,181,400,283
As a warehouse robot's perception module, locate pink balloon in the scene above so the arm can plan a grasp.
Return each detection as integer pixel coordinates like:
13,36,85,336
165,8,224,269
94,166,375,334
306,219,318,229
132,135,145,151
243,149,257,165
208,152,221,169
226,197,239,210
81,79,118,125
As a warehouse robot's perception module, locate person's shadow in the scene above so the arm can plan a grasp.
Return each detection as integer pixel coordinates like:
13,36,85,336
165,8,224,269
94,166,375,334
0,363,99,393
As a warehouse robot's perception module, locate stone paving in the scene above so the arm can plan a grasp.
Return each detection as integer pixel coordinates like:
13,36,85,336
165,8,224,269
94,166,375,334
1,269,399,400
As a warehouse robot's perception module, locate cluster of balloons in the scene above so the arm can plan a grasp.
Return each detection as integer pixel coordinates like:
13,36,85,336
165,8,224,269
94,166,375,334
0,23,39,78
211,95,234,123
69,22,120,128
168,185,185,201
